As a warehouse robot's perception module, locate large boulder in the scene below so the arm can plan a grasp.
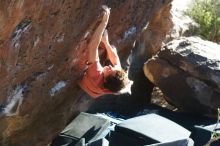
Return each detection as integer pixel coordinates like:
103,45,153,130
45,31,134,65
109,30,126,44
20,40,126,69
128,0,173,104
0,0,173,145
144,37,220,115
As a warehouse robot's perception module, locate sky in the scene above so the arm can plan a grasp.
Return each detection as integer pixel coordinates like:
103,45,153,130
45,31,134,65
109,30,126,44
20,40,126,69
172,0,194,12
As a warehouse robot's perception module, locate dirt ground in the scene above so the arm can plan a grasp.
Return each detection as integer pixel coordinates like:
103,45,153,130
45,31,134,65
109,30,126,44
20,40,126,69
151,87,177,111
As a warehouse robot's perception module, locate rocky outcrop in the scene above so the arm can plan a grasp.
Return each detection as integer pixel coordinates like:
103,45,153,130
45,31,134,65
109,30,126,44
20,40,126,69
0,0,173,145
165,0,197,42
144,37,220,115
128,0,173,103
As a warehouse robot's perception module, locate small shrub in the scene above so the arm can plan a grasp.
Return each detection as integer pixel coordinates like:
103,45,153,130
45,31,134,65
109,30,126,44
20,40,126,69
186,0,220,43
211,108,220,139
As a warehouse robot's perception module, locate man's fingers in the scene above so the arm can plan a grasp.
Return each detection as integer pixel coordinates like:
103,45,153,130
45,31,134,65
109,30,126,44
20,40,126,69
102,5,108,10
102,5,110,14
102,5,110,11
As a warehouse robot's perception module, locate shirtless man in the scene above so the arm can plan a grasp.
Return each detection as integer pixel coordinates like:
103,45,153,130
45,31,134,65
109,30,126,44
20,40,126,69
79,7,128,98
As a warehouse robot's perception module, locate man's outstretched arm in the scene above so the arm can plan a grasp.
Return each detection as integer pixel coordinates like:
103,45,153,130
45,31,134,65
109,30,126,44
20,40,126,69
88,7,110,64
102,30,121,69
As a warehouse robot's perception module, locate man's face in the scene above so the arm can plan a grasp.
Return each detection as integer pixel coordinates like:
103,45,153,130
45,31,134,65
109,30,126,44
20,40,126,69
103,65,118,78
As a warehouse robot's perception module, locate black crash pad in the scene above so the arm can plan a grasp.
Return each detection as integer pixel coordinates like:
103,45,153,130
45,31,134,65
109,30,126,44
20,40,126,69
110,113,191,146
51,112,110,146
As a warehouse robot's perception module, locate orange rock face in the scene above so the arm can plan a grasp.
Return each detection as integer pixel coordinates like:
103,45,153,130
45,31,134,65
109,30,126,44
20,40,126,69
0,0,172,145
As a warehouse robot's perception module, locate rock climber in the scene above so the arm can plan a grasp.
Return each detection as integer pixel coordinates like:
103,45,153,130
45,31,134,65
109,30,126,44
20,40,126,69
79,6,131,98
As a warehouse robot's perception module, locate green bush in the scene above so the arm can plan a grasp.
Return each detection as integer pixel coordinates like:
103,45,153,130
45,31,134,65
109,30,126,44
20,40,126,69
186,0,220,43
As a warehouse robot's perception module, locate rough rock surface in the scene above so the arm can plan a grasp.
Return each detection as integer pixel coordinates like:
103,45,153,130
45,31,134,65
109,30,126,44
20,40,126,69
144,37,220,115
165,0,197,42
0,0,172,145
